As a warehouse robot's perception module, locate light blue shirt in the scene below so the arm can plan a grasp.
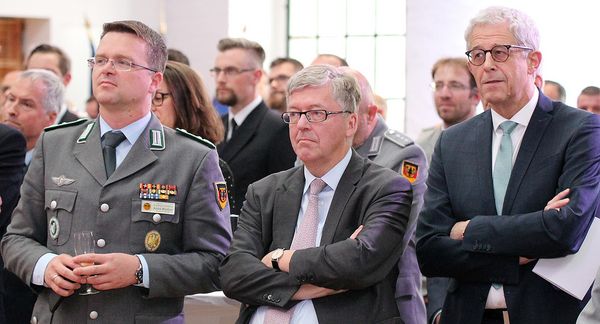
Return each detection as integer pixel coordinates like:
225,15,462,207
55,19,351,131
32,112,153,288
250,149,352,324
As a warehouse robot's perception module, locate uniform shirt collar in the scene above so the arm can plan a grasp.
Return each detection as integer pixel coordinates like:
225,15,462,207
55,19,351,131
99,112,152,145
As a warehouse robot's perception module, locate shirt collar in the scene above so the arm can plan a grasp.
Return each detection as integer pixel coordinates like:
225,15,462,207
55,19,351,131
229,96,262,126
303,149,352,194
99,112,152,145
491,87,539,131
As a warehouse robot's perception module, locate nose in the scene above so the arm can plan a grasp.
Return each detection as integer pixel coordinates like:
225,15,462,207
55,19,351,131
482,52,496,70
296,113,311,129
4,100,16,116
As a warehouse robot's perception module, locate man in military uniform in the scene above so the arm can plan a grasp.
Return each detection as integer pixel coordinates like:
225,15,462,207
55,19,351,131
1,20,232,324
347,67,428,324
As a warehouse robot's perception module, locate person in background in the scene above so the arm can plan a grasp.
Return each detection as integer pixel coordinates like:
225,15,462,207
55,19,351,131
85,96,99,119
417,6,600,324
576,86,600,114
347,66,428,324
167,48,190,65
212,37,296,215
311,53,349,67
25,44,80,123
542,80,566,102
267,57,303,114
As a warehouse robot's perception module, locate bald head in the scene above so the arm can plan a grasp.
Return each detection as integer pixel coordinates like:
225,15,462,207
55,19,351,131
339,67,378,147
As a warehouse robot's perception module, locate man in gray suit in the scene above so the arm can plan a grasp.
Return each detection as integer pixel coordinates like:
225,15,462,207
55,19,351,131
347,67,427,324
416,57,479,163
1,20,232,324
220,64,412,324
417,6,600,324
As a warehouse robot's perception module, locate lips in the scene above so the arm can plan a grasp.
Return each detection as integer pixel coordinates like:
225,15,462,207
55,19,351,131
98,79,117,87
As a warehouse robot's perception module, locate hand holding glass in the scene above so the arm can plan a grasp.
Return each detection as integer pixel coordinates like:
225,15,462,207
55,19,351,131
73,231,99,295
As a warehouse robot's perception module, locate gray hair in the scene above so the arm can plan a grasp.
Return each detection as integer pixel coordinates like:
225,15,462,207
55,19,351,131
20,69,64,113
287,65,361,113
465,6,540,50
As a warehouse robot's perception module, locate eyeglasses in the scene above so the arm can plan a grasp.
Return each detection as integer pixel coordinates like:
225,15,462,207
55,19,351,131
152,92,171,106
281,110,351,124
465,44,533,66
88,57,158,73
269,75,291,84
209,67,255,78
431,81,471,92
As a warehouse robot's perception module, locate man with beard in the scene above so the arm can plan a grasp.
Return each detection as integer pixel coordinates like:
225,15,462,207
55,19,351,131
417,57,480,163
212,38,296,215
266,57,303,114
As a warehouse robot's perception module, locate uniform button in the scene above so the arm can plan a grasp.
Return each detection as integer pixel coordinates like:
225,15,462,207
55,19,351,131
153,214,161,223
50,200,57,210
100,203,109,212
97,239,106,248
31,316,38,324
89,311,98,319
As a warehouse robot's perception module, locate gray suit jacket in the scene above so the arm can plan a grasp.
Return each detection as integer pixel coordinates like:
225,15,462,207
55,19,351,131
578,269,600,323
417,94,600,324
1,114,232,324
355,116,427,324
220,151,412,324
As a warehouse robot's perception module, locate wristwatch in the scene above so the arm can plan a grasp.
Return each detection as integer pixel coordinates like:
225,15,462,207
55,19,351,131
271,248,285,271
134,258,143,285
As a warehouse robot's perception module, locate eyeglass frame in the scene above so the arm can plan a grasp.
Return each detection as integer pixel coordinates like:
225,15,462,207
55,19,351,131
465,44,533,66
87,57,158,73
152,92,172,106
281,109,352,124
209,66,255,78
430,81,473,93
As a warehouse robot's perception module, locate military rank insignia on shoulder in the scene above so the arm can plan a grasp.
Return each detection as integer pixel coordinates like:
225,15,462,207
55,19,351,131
385,129,414,148
176,128,216,149
44,118,88,132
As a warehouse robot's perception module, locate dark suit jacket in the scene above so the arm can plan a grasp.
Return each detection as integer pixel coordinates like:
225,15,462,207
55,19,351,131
0,124,30,324
416,93,600,324
217,101,295,214
220,151,413,324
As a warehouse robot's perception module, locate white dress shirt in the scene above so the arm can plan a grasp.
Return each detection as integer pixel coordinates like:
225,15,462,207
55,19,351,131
227,96,262,141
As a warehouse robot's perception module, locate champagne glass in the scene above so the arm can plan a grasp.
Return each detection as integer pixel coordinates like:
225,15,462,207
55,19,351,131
73,231,99,295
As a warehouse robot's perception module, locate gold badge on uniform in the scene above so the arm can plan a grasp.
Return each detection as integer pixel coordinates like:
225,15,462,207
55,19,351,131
214,182,228,211
144,230,161,252
401,161,419,183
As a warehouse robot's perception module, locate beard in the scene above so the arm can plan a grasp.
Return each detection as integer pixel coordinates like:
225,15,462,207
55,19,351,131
267,91,286,113
216,89,238,107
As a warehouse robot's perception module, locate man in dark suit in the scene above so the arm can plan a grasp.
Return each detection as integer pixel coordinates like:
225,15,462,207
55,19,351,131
347,67,428,324
26,44,79,123
220,65,413,324
0,124,27,323
416,6,600,324
213,38,295,215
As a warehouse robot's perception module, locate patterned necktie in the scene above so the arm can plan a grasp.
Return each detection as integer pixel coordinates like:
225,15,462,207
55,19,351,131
102,131,126,178
263,178,327,324
491,121,517,290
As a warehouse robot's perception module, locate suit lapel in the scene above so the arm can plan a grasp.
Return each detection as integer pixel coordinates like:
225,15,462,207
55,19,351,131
104,115,160,186
503,95,553,214
74,121,107,185
476,112,497,214
320,151,362,245
273,167,304,248
217,102,268,161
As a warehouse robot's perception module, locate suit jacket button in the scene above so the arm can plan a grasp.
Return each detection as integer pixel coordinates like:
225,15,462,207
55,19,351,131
100,203,110,212
89,311,98,319
97,239,106,248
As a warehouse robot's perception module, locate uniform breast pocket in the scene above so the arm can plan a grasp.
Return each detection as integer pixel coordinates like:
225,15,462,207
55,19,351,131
129,199,181,254
45,189,77,246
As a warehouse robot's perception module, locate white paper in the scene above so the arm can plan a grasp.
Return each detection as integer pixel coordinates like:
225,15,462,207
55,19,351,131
533,217,600,300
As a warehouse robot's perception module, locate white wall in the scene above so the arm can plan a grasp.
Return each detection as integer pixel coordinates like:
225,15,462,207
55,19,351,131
0,0,228,114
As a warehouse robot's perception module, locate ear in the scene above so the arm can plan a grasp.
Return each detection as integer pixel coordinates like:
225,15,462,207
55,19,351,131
346,112,358,138
252,69,264,85
47,111,57,125
62,73,72,86
148,72,163,94
367,104,378,121
527,51,542,75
